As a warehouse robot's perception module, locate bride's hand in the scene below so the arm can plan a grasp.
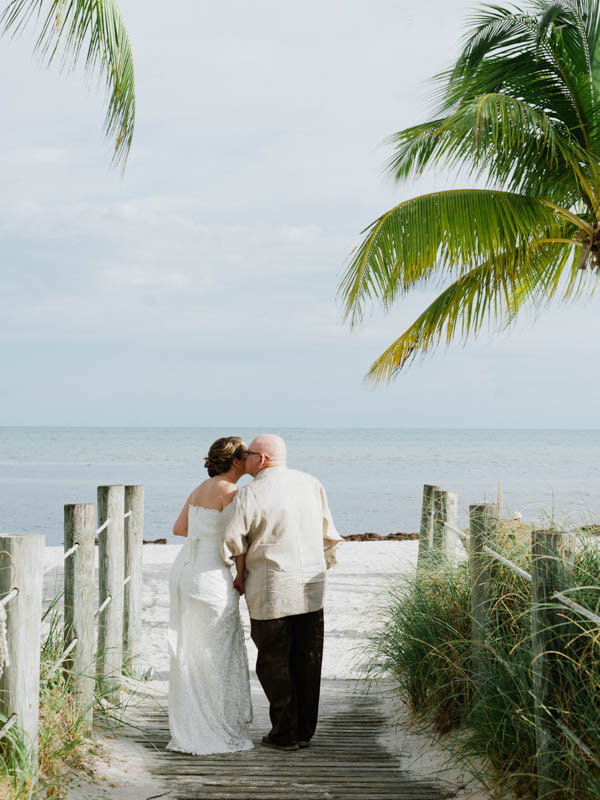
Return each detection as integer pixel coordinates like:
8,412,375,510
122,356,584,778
233,574,245,595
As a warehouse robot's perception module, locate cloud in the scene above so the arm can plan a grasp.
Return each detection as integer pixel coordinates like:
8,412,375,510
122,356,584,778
0,146,69,166
1,0,599,426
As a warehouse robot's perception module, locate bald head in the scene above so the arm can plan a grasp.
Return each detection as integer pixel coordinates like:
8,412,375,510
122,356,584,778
246,434,287,475
251,434,286,464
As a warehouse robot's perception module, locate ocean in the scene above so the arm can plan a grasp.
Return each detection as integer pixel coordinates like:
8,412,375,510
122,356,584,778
1,427,600,547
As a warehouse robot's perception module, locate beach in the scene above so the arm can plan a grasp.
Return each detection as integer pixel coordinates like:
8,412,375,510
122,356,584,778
42,538,486,799
43,540,417,683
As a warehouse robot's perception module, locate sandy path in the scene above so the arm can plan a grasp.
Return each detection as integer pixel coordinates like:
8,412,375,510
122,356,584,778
41,541,486,799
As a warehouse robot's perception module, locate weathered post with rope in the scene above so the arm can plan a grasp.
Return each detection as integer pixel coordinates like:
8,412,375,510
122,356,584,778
417,484,440,570
97,485,125,705
432,489,458,565
531,529,575,800
123,485,144,677
0,533,45,762
469,503,498,700
64,504,96,732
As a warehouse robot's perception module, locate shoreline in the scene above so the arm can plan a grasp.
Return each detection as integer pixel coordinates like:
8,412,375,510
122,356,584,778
135,531,421,545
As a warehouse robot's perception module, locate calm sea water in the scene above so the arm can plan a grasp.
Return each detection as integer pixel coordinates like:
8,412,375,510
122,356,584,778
1,427,600,546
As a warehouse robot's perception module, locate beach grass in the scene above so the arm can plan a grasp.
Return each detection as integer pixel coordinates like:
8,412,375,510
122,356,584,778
0,596,89,800
369,525,600,799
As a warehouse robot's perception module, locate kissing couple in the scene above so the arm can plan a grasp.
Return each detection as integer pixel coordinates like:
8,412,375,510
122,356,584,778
166,433,342,754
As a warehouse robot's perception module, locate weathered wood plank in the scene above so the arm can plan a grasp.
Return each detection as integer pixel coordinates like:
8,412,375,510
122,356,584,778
124,679,444,800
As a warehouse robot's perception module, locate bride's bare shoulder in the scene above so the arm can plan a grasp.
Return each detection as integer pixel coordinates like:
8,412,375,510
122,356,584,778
191,477,237,510
212,477,238,509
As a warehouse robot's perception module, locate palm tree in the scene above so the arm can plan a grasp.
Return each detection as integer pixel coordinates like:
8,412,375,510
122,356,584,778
339,0,600,382
2,0,135,167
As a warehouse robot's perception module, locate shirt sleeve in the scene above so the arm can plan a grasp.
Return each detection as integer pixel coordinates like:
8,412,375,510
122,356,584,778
220,486,256,566
320,483,343,568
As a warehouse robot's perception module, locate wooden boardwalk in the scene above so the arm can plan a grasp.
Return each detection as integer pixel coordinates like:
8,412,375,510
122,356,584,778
129,678,445,800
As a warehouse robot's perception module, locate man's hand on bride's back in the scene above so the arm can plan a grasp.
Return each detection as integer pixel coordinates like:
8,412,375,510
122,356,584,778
233,575,245,595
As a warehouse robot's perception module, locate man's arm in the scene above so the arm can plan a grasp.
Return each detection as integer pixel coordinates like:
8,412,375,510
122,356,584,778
220,486,255,567
320,484,343,568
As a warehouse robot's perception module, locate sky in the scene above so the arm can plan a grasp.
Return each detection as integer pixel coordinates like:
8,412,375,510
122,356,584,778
1,0,599,428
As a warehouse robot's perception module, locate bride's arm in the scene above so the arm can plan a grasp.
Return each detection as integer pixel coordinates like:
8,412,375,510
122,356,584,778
173,492,193,537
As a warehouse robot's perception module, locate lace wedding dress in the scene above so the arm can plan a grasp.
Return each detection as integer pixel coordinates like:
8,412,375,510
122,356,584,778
167,505,253,754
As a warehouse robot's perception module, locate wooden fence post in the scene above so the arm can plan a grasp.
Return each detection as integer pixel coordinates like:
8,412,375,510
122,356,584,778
531,529,573,800
97,485,125,705
469,503,498,700
417,484,440,570
0,533,44,762
123,485,144,677
64,504,95,732
445,491,459,565
432,489,458,564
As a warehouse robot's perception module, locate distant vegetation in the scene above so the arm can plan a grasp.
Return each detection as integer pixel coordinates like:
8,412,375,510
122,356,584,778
340,0,600,381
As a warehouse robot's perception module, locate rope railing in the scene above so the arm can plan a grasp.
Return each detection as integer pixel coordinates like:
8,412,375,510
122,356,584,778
0,588,18,608
43,544,80,575
482,545,533,582
553,591,600,627
0,486,145,762
94,595,112,619
94,574,132,619
555,719,600,769
444,521,469,542
43,511,132,575
444,521,600,618
46,637,78,679
0,713,18,741
95,518,111,535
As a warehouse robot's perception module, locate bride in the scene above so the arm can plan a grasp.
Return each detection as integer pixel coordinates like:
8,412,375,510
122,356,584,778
167,435,253,754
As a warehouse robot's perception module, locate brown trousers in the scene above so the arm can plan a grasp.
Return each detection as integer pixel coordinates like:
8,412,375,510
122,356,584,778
250,608,324,747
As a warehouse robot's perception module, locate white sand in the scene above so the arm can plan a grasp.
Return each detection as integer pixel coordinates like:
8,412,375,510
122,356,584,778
42,541,488,799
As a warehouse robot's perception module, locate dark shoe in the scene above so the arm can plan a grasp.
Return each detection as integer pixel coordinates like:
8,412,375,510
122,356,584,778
261,735,299,752
298,740,310,748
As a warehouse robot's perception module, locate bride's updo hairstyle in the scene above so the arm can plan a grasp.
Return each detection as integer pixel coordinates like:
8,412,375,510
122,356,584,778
204,436,245,477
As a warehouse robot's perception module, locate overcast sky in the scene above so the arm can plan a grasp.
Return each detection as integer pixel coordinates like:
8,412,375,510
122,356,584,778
1,0,599,428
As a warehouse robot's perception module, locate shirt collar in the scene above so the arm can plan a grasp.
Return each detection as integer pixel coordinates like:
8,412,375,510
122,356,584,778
255,465,287,479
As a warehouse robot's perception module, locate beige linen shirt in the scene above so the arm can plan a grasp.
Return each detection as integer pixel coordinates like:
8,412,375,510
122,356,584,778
220,466,343,620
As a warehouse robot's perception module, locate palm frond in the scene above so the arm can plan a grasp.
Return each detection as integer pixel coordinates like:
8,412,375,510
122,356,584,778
339,189,564,326
449,2,596,153
340,0,600,384
1,0,135,167
386,93,598,208
366,241,573,382
452,5,534,86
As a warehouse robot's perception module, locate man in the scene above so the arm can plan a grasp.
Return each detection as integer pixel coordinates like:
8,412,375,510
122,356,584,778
221,433,342,751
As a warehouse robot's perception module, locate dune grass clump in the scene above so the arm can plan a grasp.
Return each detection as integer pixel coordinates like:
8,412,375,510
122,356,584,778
370,557,472,733
370,527,600,799
0,597,90,799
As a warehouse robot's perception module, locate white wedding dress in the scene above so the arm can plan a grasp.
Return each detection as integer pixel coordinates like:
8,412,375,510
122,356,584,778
167,505,253,754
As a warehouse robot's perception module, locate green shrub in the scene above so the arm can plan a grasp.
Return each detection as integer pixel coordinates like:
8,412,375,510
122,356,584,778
371,528,600,799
